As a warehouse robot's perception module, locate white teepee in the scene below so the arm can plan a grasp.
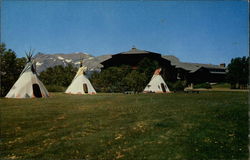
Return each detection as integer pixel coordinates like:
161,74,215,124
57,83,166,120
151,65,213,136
65,64,96,95
143,68,170,93
5,52,49,98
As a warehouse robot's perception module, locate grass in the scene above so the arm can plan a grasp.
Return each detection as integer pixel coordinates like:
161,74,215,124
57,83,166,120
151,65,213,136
0,92,248,160
45,85,67,92
211,83,231,89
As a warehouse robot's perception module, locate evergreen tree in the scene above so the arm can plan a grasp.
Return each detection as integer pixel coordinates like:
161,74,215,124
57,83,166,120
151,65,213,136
125,70,147,93
90,65,132,92
90,58,160,93
0,43,26,96
137,57,159,82
227,56,249,89
39,64,77,87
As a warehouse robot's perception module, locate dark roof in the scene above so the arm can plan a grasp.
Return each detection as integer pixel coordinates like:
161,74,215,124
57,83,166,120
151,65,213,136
102,48,226,74
117,47,160,55
163,55,226,73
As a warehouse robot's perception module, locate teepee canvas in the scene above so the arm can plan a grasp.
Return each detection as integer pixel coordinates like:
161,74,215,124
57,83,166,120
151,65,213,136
65,63,96,95
143,68,170,93
5,52,49,98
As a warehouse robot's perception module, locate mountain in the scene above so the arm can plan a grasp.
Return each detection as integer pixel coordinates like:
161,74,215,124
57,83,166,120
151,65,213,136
33,52,186,75
34,52,111,74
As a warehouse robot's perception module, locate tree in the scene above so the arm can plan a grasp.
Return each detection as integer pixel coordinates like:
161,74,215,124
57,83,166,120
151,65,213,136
90,65,132,92
124,70,147,93
137,57,159,82
227,56,249,89
16,57,26,75
0,43,26,96
39,64,77,87
90,58,161,93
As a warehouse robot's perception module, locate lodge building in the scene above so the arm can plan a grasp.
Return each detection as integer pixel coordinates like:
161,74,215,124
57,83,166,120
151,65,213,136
101,47,226,84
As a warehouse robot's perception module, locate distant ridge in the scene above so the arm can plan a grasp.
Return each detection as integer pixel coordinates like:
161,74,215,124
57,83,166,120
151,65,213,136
34,52,224,75
34,52,111,74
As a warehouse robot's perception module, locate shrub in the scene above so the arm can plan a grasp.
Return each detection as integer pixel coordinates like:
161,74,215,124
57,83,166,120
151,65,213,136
125,71,147,92
194,83,212,89
167,80,187,91
90,60,160,93
39,64,77,87
174,80,187,91
90,66,132,93
45,85,66,92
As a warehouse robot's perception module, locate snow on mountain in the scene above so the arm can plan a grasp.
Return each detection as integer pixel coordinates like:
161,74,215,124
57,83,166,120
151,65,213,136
34,52,111,74
65,59,72,63
36,62,43,66
57,56,64,60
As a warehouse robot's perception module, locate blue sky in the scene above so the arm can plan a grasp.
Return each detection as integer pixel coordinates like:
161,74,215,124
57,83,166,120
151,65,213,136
1,0,248,64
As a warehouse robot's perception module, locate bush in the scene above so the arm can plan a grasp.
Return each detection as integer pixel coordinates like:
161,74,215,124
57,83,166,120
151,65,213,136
45,85,66,92
39,64,77,87
90,60,160,93
194,83,212,89
90,66,132,93
167,80,187,91
124,71,147,92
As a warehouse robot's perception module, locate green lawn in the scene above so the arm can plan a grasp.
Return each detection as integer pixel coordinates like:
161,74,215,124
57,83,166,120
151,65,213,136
212,83,231,89
0,92,248,160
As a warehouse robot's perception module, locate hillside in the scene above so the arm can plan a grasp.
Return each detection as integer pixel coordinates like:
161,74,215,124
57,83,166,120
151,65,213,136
34,52,111,73
33,52,184,74
33,52,224,77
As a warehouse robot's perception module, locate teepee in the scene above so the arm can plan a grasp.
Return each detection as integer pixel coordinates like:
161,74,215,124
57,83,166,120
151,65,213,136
65,61,96,95
143,68,170,93
5,51,49,98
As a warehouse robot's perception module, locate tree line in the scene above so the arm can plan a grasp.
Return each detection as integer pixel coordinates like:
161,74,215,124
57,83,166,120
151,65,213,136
227,56,249,89
90,58,160,93
0,43,249,96
0,44,26,96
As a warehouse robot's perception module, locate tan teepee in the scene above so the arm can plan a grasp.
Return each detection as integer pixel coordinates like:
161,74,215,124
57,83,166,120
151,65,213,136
65,61,96,95
143,68,170,93
5,51,49,98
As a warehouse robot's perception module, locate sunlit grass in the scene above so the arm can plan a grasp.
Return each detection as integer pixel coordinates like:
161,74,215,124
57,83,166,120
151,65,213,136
0,92,248,159
212,83,231,89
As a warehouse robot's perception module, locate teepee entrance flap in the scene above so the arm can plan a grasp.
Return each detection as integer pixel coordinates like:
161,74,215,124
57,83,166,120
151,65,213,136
83,83,88,93
161,83,166,92
32,84,42,98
